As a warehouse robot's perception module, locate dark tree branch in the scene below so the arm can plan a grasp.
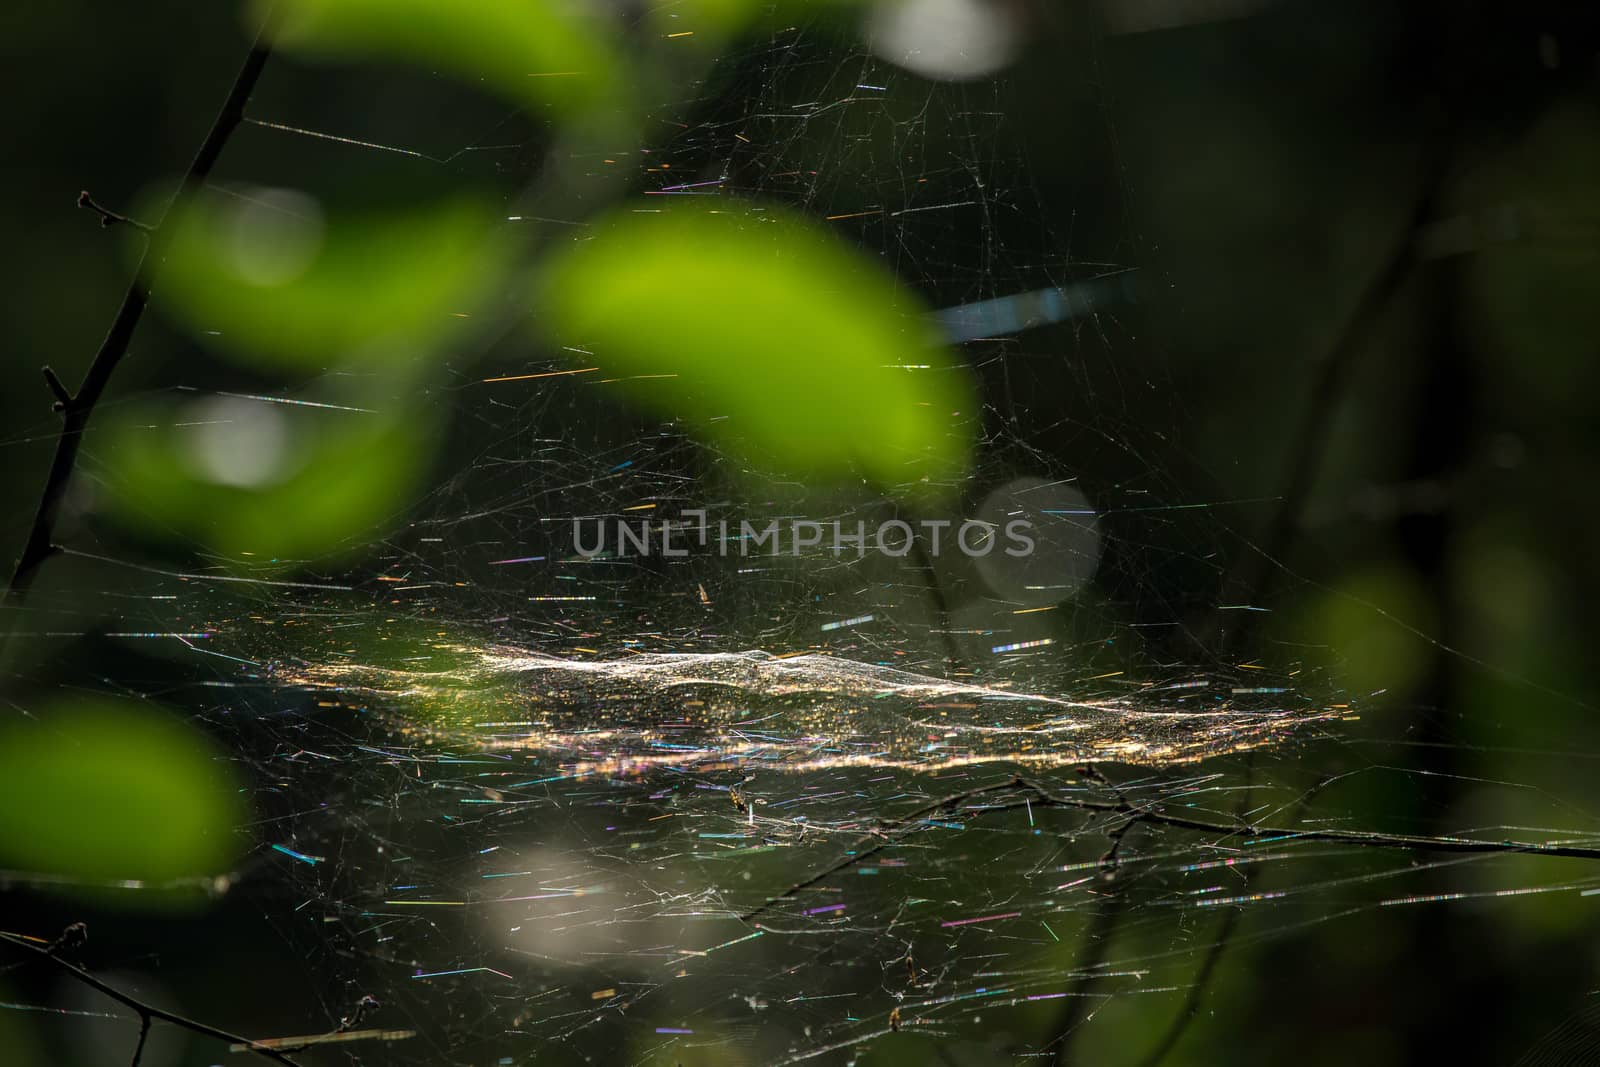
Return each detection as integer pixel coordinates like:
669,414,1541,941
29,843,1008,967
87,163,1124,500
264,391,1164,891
748,772,1600,1061
750,762,1600,1060
744,775,1600,925
739,778,1028,922
77,190,153,232
3,11,277,613
129,1014,152,1067
41,366,72,410
0,931,300,1066
338,994,380,1033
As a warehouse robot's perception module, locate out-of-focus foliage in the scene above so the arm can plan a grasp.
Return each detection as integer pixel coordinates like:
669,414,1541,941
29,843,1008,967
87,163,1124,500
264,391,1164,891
540,204,973,494
263,0,620,113
98,396,434,563
151,188,503,372
126,0,938,579
0,700,241,889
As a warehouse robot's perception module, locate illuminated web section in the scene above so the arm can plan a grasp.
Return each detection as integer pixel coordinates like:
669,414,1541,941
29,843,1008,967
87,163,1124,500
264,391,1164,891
278,648,1330,773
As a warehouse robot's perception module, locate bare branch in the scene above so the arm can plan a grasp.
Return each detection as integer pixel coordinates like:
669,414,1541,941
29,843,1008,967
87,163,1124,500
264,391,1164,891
41,366,72,410
77,190,152,232
129,1014,152,1067
0,930,301,1066
744,774,1600,925
3,8,278,615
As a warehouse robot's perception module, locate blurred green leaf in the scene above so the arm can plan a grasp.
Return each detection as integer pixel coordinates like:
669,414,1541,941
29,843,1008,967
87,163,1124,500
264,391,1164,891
0,700,242,887
263,0,619,113
539,203,973,494
99,396,434,564
151,188,504,371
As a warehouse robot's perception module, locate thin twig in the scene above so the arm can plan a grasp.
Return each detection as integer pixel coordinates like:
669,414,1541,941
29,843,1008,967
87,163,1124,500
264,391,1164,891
0,931,301,1066
229,995,406,1055
129,1014,152,1067
77,190,153,232
338,994,380,1033
743,775,1600,924
754,773,1600,1062
740,778,1027,922
3,10,277,613
41,367,72,410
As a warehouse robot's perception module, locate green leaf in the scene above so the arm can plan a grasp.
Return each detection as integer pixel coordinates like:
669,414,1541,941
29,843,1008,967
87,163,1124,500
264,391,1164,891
153,188,505,372
98,395,435,565
0,701,242,888
264,0,619,113
539,203,974,495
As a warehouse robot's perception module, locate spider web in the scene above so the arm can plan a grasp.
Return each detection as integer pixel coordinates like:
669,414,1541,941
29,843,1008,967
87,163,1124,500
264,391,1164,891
12,7,1600,1067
